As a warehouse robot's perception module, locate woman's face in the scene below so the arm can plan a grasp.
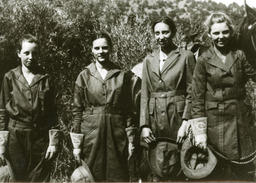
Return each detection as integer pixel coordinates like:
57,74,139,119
208,22,231,49
154,22,172,48
92,38,110,63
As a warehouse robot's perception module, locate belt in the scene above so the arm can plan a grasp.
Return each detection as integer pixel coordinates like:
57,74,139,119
150,90,185,98
8,118,48,130
83,106,123,115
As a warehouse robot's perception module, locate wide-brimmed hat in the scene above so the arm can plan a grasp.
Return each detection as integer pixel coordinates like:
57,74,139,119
147,137,181,178
180,138,217,179
71,160,94,182
0,157,15,182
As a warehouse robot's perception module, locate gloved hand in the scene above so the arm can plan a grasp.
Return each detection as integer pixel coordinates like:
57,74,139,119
176,120,189,144
0,131,8,166
140,127,155,144
70,132,84,163
190,117,207,150
45,129,60,160
128,142,135,160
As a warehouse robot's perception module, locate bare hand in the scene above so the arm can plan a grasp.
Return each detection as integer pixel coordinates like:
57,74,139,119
45,145,57,160
140,127,155,144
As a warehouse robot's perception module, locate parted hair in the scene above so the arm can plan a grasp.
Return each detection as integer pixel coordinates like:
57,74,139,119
204,12,234,33
151,16,177,38
17,34,38,51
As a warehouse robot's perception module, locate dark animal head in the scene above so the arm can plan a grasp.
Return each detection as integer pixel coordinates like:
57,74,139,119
236,2,256,68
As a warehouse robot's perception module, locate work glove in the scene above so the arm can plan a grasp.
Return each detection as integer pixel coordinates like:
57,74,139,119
140,127,155,144
176,120,189,144
0,131,8,166
45,129,60,160
125,126,137,159
190,117,207,150
70,132,84,163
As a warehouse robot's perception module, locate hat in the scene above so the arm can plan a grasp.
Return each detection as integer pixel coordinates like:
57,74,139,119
147,137,181,178
180,138,217,179
71,160,94,182
0,158,15,182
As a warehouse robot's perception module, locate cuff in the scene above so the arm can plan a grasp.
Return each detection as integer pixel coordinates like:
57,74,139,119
189,117,207,136
70,132,84,149
49,129,60,146
0,131,9,154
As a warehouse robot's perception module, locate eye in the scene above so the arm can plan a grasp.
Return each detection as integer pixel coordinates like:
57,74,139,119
24,51,30,56
155,31,160,36
102,46,109,50
162,31,170,35
94,47,99,50
223,30,230,34
212,32,219,35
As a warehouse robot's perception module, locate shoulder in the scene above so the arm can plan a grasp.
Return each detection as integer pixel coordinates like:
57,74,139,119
4,66,20,80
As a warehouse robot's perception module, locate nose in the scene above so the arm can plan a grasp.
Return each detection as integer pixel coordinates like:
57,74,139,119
159,33,164,39
98,47,103,53
219,33,224,38
28,53,32,59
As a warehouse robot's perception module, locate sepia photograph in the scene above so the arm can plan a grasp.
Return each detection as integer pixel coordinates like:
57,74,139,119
0,0,256,182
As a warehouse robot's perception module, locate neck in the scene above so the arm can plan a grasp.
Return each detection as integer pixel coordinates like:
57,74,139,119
161,43,176,54
213,45,229,56
22,65,32,74
95,60,111,70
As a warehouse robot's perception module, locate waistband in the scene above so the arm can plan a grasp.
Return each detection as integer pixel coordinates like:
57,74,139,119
83,106,123,115
8,118,49,130
150,90,185,98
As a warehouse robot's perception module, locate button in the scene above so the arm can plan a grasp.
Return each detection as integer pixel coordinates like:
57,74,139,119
159,80,162,83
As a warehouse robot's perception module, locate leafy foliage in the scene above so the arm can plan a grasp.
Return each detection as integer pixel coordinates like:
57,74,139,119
0,0,254,181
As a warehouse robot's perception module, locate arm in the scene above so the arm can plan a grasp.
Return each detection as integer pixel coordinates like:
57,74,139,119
190,57,207,149
72,74,85,133
0,75,10,130
183,51,196,120
177,51,196,143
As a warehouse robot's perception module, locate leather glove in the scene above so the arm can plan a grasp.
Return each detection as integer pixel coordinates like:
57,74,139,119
45,129,60,160
0,131,8,166
190,117,207,150
140,127,155,144
176,120,189,144
70,132,84,162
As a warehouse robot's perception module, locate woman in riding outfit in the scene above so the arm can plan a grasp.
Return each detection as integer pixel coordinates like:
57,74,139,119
139,16,196,181
0,34,59,182
191,12,256,180
70,32,140,182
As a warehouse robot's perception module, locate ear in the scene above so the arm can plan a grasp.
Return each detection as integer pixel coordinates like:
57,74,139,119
207,33,212,39
16,49,21,58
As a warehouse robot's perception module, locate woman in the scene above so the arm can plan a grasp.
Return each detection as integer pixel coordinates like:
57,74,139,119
140,16,196,180
70,32,139,182
191,12,256,180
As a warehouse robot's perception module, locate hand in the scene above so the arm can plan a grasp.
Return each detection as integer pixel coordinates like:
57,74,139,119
176,120,188,144
0,153,6,166
45,145,57,160
140,127,155,144
128,142,134,159
73,148,81,163
194,134,207,150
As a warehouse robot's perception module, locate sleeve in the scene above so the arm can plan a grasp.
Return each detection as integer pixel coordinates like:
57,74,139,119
0,75,10,130
182,51,196,120
191,57,207,119
47,76,58,129
72,74,85,133
241,51,256,82
124,71,141,144
139,59,150,128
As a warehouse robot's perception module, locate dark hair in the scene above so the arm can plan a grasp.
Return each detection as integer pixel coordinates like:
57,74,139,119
91,32,112,48
17,34,38,51
151,16,177,38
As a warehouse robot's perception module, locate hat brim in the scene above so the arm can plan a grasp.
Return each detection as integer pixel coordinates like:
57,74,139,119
180,139,217,179
147,137,179,177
